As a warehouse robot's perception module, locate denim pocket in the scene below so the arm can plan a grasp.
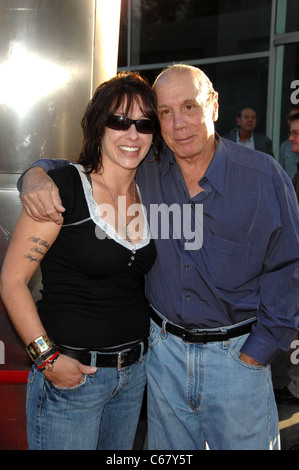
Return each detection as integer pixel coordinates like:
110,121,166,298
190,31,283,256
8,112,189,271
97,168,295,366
26,367,37,414
148,319,162,349
45,373,88,393
26,366,46,417
228,334,264,371
26,366,37,402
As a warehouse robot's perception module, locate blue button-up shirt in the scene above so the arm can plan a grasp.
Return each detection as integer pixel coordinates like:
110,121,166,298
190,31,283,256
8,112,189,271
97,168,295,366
19,137,299,365
136,137,299,365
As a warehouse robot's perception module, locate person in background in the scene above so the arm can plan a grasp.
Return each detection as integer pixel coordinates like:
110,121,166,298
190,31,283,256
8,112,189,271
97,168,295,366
289,112,299,204
293,164,299,204
223,107,273,155
15,64,299,450
279,106,299,180
275,112,299,407
0,72,158,450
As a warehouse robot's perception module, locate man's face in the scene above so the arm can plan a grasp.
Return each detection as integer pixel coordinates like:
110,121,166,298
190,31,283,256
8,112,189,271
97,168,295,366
237,108,257,133
289,119,299,154
154,70,218,163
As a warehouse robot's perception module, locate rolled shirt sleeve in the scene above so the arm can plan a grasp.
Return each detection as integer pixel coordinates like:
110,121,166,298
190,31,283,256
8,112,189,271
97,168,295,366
241,176,299,365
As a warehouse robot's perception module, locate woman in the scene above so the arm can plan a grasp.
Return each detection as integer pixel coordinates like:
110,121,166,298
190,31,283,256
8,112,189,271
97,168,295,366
0,72,158,450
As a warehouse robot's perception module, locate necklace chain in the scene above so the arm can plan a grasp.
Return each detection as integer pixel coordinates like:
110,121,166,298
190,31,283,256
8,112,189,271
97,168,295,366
100,173,136,242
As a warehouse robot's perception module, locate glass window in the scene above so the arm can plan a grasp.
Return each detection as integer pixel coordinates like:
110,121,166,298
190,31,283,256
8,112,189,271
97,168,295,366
279,43,299,143
118,0,128,67
206,58,270,137
140,58,269,137
284,0,299,33
123,0,272,67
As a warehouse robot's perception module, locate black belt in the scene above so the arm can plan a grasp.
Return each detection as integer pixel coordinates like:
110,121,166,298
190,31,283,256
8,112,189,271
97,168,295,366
150,308,255,344
59,339,148,370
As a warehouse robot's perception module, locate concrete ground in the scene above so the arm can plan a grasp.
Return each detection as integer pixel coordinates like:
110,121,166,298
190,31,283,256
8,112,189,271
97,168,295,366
271,351,299,450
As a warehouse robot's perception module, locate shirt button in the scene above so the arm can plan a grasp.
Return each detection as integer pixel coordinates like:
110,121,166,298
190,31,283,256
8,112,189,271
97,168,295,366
185,264,189,269
186,295,190,300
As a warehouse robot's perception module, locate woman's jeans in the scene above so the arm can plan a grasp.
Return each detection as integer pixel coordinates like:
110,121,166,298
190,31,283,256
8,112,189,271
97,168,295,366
26,358,146,450
146,317,280,450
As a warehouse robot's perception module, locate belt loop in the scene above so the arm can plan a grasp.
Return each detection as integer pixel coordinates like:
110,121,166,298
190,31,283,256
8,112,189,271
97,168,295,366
90,351,97,367
161,318,167,339
139,341,144,361
203,331,208,344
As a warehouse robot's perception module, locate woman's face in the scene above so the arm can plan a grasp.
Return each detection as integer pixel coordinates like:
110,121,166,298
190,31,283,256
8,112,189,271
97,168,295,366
100,98,153,173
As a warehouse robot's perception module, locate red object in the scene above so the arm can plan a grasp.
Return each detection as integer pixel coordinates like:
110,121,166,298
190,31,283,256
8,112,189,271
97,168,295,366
0,370,29,383
37,350,60,370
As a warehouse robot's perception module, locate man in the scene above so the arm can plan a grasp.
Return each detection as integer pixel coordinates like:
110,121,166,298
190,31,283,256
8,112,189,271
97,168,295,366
224,107,274,155
289,112,299,204
17,65,299,450
275,112,299,406
279,106,299,179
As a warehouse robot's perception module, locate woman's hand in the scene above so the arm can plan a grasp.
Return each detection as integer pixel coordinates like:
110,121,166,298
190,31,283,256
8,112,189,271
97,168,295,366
43,354,97,388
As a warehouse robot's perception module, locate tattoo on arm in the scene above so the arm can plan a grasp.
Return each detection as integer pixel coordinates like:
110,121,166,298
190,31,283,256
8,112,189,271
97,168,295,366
23,236,50,263
30,246,44,255
23,254,40,263
28,236,50,249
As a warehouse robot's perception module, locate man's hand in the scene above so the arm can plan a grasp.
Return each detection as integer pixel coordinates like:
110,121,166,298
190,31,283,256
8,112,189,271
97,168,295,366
21,167,65,224
239,352,262,366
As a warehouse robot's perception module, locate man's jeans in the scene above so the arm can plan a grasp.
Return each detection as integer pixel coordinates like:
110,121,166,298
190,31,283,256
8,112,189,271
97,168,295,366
146,317,280,450
26,358,146,450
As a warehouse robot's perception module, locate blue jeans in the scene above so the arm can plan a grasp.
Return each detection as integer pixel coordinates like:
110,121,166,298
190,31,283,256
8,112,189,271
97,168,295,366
146,316,280,450
26,356,146,450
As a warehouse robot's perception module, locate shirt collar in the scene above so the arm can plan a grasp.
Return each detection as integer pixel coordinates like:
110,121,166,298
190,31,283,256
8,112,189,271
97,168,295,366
160,134,227,196
201,135,226,196
159,143,176,178
237,131,254,144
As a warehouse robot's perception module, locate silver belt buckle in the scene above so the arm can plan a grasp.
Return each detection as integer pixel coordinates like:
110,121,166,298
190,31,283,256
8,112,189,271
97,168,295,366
117,352,123,371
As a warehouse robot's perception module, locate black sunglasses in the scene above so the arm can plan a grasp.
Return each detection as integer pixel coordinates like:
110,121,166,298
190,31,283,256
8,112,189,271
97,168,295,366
106,114,156,134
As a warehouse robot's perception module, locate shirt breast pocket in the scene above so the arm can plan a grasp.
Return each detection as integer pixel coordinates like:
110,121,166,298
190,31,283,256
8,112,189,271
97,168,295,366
207,234,250,290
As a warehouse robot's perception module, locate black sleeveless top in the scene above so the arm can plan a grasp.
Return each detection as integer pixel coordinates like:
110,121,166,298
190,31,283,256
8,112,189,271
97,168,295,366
36,164,156,348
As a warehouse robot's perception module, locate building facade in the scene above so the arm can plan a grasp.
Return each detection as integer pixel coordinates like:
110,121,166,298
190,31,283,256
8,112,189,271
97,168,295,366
118,0,299,158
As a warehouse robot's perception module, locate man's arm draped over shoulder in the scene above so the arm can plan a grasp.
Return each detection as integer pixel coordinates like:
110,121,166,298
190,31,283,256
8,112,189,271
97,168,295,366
17,159,70,224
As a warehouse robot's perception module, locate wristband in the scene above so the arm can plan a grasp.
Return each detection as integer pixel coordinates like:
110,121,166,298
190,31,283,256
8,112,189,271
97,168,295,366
26,334,55,361
35,347,60,371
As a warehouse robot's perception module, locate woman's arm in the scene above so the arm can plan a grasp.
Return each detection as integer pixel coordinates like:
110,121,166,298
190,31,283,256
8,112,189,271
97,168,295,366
0,210,97,386
0,210,60,341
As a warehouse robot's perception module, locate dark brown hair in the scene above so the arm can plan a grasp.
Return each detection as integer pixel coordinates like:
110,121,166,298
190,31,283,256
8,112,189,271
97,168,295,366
78,71,161,172
289,112,299,124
